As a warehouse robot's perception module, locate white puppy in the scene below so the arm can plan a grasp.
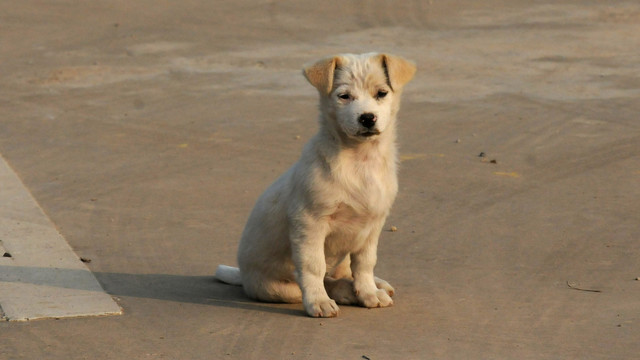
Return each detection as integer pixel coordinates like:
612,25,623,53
216,52,416,317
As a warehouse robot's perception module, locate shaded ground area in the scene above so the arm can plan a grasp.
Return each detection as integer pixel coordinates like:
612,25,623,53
1,1,639,359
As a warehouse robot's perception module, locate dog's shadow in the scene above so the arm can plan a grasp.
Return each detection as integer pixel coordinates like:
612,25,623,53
0,265,304,317
96,271,305,316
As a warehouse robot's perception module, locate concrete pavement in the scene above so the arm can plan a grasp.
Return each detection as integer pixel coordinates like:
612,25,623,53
1,1,638,359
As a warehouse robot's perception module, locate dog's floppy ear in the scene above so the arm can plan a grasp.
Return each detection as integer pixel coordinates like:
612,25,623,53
303,56,339,95
380,54,416,91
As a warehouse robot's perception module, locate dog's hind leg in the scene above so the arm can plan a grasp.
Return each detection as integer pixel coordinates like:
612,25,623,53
324,255,358,304
325,256,393,303
324,276,358,305
242,273,303,304
325,276,393,304
263,280,303,303
374,276,395,297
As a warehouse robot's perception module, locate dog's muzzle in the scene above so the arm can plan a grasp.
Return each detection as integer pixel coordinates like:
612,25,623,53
357,113,380,137
358,129,381,137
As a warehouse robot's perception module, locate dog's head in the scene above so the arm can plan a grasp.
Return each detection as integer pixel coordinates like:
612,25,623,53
303,53,416,141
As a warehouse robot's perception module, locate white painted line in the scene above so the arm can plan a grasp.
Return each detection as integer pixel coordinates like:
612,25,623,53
0,154,122,321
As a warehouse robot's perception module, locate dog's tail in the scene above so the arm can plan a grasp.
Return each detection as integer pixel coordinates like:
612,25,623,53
215,265,243,286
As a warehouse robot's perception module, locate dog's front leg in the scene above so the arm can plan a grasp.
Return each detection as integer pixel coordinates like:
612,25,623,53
291,221,340,318
351,223,394,308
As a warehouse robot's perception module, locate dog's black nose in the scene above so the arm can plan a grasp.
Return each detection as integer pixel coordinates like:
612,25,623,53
358,113,377,129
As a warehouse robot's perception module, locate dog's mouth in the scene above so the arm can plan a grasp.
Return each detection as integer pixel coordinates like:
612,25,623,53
357,129,381,137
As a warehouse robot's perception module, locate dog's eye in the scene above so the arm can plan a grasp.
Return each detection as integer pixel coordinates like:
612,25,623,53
376,90,388,100
338,93,352,101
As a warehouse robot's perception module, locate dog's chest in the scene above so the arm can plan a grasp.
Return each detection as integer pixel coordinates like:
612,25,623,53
329,154,397,224
324,163,396,255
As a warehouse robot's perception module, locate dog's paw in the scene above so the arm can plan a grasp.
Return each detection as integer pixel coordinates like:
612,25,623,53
305,298,340,318
357,289,394,308
374,276,395,297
